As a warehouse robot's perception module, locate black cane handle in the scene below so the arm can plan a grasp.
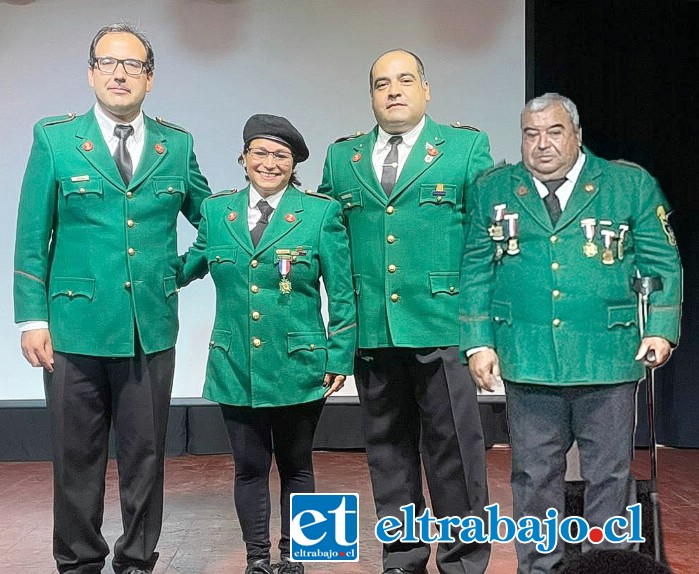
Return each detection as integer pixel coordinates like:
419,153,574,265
632,276,663,296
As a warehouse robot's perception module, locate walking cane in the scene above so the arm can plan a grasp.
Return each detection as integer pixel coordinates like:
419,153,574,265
631,275,663,562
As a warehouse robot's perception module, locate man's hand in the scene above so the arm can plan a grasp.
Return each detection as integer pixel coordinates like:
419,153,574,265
635,336,672,368
468,348,502,392
21,329,54,372
323,373,346,398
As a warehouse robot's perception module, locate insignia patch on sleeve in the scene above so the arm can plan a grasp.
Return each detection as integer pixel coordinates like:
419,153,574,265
656,205,677,246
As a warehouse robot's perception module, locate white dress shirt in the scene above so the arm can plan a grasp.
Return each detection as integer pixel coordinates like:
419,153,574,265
93,102,146,174
533,151,586,210
247,185,287,231
372,116,426,182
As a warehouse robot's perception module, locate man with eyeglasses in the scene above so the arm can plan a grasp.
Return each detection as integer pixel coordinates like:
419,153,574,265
13,23,210,574
318,49,493,574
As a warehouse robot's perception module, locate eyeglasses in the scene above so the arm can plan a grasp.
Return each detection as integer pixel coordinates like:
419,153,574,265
93,57,148,76
247,147,293,164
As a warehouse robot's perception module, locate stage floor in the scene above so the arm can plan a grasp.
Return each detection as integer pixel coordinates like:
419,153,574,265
1,447,696,573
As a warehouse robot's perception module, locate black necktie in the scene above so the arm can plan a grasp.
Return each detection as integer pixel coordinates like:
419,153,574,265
542,178,567,224
113,124,134,186
250,200,274,247
381,136,403,196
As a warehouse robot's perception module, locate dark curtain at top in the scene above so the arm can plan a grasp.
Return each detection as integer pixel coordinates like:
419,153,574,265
528,0,699,446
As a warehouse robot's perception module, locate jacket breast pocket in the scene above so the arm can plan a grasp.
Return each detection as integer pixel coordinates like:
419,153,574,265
338,188,363,211
207,246,238,268
153,176,185,199
60,177,104,198
608,304,637,329
209,328,232,352
277,246,313,267
418,183,457,207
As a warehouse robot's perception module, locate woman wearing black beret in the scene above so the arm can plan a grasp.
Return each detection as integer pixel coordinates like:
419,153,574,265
181,114,356,574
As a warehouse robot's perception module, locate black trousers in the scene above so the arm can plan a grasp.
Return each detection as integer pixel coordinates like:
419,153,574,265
220,399,325,564
44,343,175,574
354,347,490,574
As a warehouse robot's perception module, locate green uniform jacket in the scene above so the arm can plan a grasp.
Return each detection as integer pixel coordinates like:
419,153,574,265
318,115,493,348
459,152,682,385
13,108,211,356
180,186,357,408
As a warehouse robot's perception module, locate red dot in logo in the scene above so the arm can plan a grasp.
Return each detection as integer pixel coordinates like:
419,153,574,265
340,552,345,557
588,527,604,544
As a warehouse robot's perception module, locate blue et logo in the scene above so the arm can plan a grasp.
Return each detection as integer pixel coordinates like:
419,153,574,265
290,493,359,562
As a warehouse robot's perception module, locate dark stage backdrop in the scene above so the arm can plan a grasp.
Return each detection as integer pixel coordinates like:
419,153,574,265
528,0,699,447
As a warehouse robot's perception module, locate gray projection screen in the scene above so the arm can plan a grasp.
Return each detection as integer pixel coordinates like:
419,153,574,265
0,0,524,400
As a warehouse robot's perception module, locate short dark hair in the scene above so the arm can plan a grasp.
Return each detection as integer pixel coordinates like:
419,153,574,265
237,150,302,188
369,49,426,92
88,23,155,73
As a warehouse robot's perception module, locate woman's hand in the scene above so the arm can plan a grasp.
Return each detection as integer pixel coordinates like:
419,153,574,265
323,373,346,398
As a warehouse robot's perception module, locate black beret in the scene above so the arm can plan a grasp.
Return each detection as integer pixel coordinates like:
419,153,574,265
243,114,309,163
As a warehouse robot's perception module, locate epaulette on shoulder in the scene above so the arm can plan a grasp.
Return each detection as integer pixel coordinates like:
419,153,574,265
304,189,331,200
450,121,481,131
334,131,365,144
612,159,643,170
156,116,189,133
41,112,78,127
208,188,238,200
476,161,510,181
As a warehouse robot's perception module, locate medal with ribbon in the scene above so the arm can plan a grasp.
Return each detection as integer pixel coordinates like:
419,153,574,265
504,213,520,255
276,249,293,294
278,256,292,294
488,203,507,241
617,223,629,260
580,218,598,257
600,229,616,265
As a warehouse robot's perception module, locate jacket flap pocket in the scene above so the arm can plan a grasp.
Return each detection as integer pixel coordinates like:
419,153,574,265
419,183,457,206
491,300,512,325
339,187,363,210
287,331,328,353
153,176,185,196
208,328,232,352
163,275,179,298
428,271,459,295
608,304,637,328
277,246,313,266
208,246,238,265
60,177,103,197
50,277,95,300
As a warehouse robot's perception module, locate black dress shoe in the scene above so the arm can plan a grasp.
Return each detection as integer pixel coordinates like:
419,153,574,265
245,559,275,574
275,559,305,573
382,569,425,574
